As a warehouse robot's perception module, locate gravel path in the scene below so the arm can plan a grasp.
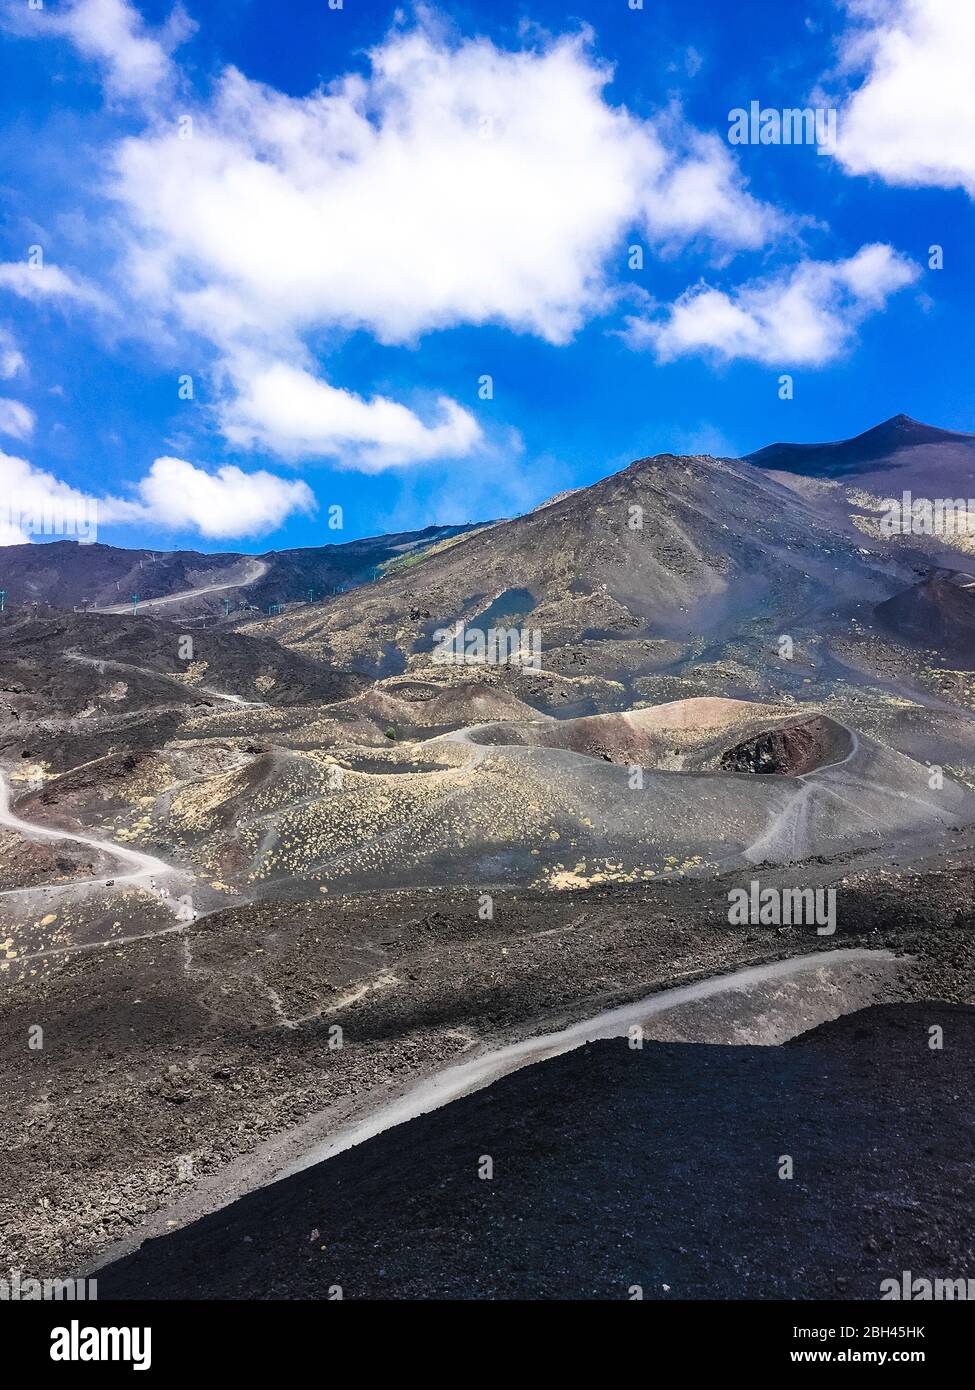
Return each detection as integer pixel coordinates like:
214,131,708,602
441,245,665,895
97,1001,975,1300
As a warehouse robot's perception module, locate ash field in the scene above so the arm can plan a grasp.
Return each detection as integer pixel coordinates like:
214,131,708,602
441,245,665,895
2,416,975,1299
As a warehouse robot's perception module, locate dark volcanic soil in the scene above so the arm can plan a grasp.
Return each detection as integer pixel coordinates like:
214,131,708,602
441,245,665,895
97,1002,975,1301
3,835,975,1285
875,571,975,667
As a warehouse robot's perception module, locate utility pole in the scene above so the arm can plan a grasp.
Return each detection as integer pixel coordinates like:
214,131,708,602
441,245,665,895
224,596,231,617
131,593,138,614
307,588,314,604
0,590,5,613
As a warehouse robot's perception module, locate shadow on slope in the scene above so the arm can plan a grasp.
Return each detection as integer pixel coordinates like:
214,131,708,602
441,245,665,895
96,1002,975,1301
874,570,975,668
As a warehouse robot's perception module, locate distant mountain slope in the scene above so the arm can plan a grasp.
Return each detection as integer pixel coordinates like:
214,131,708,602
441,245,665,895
745,414,975,487
0,542,247,611
745,415,975,567
0,525,478,618
242,448,903,687
246,527,478,611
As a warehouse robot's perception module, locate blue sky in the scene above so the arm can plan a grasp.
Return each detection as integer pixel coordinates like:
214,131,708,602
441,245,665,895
0,0,972,551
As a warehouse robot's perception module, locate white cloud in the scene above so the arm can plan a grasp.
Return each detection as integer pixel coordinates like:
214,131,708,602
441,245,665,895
628,243,918,365
639,128,783,254
132,456,315,537
0,260,110,311
828,0,975,197
0,327,25,379
9,10,794,473
114,26,781,354
0,519,29,546
0,446,314,544
4,0,195,100
0,398,36,441
0,447,115,544
221,358,482,471
96,18,785,466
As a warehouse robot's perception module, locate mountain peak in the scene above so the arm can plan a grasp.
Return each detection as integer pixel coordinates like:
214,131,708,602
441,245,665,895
744,414,975,479
870,413,955,442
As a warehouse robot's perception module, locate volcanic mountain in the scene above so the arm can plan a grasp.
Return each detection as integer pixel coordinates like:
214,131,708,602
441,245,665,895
242,447,909,706
745,413,975,492
0,607,366,773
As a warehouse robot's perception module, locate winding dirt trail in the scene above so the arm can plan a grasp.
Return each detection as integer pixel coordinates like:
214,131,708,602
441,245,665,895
0,771,197,946
0,769,172,886
743,725,863,863
64,650,267,708
95,557,269,614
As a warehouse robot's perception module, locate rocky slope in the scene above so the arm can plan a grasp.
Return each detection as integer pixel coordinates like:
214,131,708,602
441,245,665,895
0,525,477,618
241,450,904,689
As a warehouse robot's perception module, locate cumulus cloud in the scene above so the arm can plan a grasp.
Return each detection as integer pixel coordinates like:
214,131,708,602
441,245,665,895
132,456,316,536
98,17,783,466
639,127,783,254
0,446,314,544
0,447,120,544
0,260,110,311
221,358,482,471
8,7,794,473
0,398,36,441
0,518,29,546
627,243,918,365
4,0,194,100
114,25,781,354
828,0,975,197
